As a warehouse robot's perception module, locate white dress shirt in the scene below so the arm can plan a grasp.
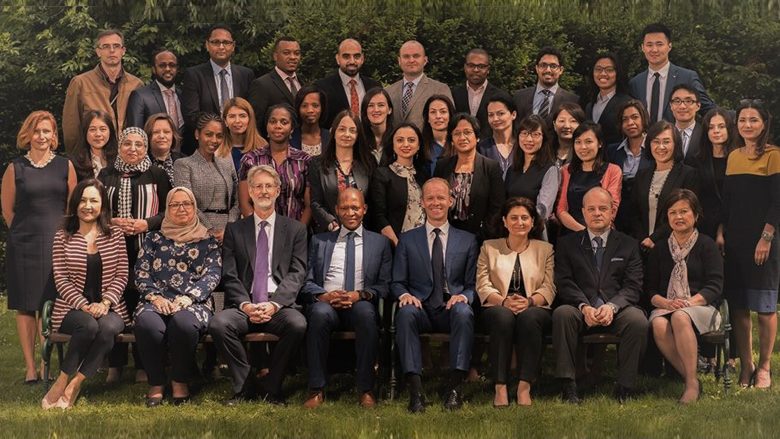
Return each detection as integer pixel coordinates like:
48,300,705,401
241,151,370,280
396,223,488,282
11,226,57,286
339,70,366,110
645,62,671,122
323,225,365,291
254,211,279,295
616,137,646,179
210,59,234,105
466,80,488,116
275,66,301,94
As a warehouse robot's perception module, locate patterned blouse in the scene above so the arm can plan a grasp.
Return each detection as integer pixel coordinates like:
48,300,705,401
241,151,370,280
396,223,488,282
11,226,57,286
134,231,222,328
450,172,473,222
239,146,312,221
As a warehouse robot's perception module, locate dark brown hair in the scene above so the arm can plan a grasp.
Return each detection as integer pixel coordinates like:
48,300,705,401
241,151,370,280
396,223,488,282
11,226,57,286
644,120,684,163
61,179,113,238
698,107,737,161
320,110,375,174
512,115,554,171
495,197,543,240
661,188,704,225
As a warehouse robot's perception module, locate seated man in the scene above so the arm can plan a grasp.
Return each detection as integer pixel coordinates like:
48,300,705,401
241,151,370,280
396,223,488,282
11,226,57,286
299,188,392,409
209,164,308,406
392,178,479,413
553,186,647,404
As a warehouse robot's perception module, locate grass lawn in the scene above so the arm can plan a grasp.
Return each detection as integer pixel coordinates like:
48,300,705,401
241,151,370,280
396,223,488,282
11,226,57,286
1,297,779,439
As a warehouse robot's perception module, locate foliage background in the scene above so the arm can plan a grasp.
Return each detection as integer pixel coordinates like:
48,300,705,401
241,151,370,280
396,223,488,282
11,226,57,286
1,0,779,291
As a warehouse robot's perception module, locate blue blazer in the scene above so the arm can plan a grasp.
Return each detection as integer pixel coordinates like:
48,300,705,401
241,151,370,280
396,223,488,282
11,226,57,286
391,225,479,304
628,63,715,122
299,228,393,303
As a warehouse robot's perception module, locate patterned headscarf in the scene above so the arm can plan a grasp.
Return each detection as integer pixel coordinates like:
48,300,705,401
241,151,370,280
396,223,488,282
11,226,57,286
115,127,151,218
161,187,210,243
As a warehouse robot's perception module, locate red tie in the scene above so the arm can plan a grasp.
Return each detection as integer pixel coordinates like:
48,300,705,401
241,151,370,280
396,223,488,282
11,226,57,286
349,79,360,116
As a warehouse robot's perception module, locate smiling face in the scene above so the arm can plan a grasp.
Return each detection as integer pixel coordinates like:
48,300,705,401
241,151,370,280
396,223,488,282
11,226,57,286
167,190,196,227
707,114,728,147
225,106,249,136
86,117,110,150
667,199,696,235
77,186,102,224
573,129,600,163
421,180,453,223
427,100,450,132
334,116,358,149
451,119,477,155
398,41,427,77
621,106,644,139
737,108,765,143
153,50,178,87
554,109,579,141
503,206,533,239
273,40,301,74
487,101,516,133
464,52,490,88
119,133,147,165
650,128,675,164
366,93,391,126
536,54,563,88
30,119,55,153
642,32,672,69
95,34,125,68
150,119,173,157
336,189,367,230
299,93,322,126
670,89,700,125
249,171,281,211
593,57,617,92
336,40,363,77
196,121,224,156
266,108,294,144
393,127,420,162
518,126,543,155
206,28,235,66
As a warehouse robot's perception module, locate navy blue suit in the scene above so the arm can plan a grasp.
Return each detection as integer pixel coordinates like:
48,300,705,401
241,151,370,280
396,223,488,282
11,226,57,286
391,224,478,375
629,63,715,122
300,227,392,390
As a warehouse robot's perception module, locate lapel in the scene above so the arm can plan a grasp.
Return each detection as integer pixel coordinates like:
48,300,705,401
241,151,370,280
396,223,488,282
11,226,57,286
469,154,485,204
657,164,683,210
322,165,339,206
598,232,621,285
149,81,166,113
687,123,703,159
635,70,649,102
476,83,494,115
270,69,294,103
445,227,460,279
321,233,337,283
577,231,600,283
520,88,535,117
413,227,432,282
271,215,287,275
333,73,350,110
663,64,679,110
202,62,221,112
405,74,429,119
231,66,244,97
353,164,370,193
362,230,376,281
242,216,257,270
600,93,621,122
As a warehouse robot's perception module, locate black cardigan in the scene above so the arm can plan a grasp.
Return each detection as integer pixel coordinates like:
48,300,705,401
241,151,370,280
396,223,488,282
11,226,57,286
369,165,429,236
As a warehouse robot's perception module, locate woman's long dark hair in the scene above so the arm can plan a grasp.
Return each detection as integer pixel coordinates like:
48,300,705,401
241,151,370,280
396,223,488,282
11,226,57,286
643,120,685,163
698,107,737,161
61,179,112,238
361,87,394,153
72,110,118,180
294,85,328,129
421,94,455,158
493,196,544,240
379,122,430,171
511,115,554,171
569,121,608,174
320,109,375,174
587,52,629,104
736,99,773,157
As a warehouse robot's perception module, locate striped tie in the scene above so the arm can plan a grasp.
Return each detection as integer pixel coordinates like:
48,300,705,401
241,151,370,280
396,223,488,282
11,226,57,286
538,89,552,118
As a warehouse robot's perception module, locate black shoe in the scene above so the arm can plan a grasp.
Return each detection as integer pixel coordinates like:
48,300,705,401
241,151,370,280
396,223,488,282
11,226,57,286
614,384,635,404
561,380,581,405
23,378,40,386
407,391,425,414
258,389,287,406
145,396,164,407
173,396,191,406
223,390,254,407
443,389,463,411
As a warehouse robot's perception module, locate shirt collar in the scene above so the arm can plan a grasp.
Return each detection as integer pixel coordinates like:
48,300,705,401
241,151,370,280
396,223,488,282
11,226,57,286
98,63,124,84
649,61,671,78
210,59,232,76
597,90,616,103
535,83,559,96
467,80,488,93
588,229,610,245
403,73,424,89
616,137,646,154
156,80,176,92
677,121,696,136
338,69,360,86
275,66,297,82
254,211,277,228
425,221,450,237
339,224,364,239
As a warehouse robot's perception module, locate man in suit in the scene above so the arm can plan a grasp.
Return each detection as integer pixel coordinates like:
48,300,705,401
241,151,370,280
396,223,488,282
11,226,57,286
209,164,308,406
629,23,715,124
62,29,143,154
315,39,381,129
669,84,704,163
126,49,184,140
385,40,453,130
553,187,647,404
451,48,511,139
248,36,303,136
182,25,255,154
392,178,479,413
512,47,579,124
299,188,392,408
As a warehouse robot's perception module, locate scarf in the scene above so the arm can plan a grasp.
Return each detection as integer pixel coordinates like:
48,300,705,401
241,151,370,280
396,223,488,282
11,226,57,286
115,127,151,218
161,187,210,244
666,229,699,301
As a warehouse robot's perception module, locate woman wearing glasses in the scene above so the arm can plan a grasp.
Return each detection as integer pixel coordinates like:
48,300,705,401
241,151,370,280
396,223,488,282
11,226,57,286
585,52,632,146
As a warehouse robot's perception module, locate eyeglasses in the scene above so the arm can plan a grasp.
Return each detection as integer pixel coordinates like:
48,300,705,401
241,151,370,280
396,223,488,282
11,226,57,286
98,44,123,51
251,183,278,190
208,39,235,47
155,62,178,69
740,98,764,106
593,67,615,74
670,98,699,107
537,63,561,71
519,131,543,139
120,141,146,149
452,130,475,138
465,63,489,71
168,201,194,210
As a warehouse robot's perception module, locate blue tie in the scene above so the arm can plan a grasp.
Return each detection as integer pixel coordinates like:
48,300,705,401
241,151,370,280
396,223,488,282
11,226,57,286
593,236,605,272
344,231,356,291
429,228,445,308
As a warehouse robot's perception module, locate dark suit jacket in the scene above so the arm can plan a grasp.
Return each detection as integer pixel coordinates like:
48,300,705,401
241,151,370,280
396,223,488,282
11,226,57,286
585,92,632,146
315,72,381,129
677,122,704,166
248,69,305,135
512,85,579,123
689,153,725,239
290,126,330,151
308,156,372,233
628,63,715,122
221,214,308,308
629,163,700,243
554,229,644,311
646,234,723,306
299,228,393,304
433,153,505,241
126,81,184,131
606,140,654,233
369,165,429,236
391,225,479,304
451,82,511,139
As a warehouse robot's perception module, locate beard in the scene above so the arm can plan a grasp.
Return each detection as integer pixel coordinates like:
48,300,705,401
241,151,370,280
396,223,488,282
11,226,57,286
154,74,176,89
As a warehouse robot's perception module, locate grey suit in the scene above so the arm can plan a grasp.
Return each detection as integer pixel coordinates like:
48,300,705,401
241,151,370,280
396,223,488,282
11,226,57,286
126,81,183,132
628,63,715,122
385,74,453,130
173,152,240,231
513,85,579,123
308,156,372,233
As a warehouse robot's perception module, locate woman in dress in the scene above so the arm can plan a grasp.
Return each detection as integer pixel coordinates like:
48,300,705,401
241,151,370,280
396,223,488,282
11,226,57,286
477,95,518,179
421,95,455,174
551,102,586,168
145,112,183,186
648,189,723,403
238,104,312,224
42,179,128,409
217,97,268,172
174,112,239,243
717,100,779,389
361,87,394,164
71,110,118,182
2,111,76,383
291,85,330,157
134,187,221,407
476,197,555,407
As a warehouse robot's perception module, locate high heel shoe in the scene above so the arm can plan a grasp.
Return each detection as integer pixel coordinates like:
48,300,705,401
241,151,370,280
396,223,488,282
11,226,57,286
756,368,772,389
739,366,757,388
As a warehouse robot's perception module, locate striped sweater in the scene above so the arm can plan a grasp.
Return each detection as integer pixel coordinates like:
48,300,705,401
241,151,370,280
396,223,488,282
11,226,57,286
51,225,130,331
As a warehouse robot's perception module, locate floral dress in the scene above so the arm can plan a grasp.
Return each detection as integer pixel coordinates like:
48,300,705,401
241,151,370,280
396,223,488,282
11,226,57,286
134,231,222,329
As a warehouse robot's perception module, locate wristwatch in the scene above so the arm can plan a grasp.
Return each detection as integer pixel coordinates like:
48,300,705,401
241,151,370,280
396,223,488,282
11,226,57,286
358,290,373,301
761,231,774,242
101,299,112,308
607,302,619,314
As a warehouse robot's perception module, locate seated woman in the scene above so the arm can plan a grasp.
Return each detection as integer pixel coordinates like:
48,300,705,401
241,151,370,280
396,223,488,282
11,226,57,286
134,187,221,407
217,97,268,172
476,197,555,407
145,113,183,186
42,179,129,409
648,189,722,403
371,123,429,245
476,95,518,179
362,87,394,164
291,85,330,157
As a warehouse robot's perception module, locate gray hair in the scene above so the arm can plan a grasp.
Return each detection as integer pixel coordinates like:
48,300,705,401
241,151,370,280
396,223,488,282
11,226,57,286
247,165,282,188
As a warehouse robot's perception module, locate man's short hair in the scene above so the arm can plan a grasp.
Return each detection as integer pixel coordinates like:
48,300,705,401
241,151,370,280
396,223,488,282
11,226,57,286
422,177,451,194
641,23,672,42
151,49,177,66
535,47,564,67
96,29,124,46
670,84,700,101
274,36,299,52
465,48,489,62
247,165,282,188
207,24,234,41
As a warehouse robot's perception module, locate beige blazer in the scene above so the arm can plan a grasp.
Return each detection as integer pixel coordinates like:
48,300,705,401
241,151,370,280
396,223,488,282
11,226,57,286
476,238,556,308
385,73,453,130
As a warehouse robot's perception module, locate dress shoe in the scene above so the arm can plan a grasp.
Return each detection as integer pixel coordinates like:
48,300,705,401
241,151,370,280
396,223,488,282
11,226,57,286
614,384,635,404
443,389,463,411
223,390,255,407
561,380,581,405
407,391,425,414
24,377,40,386
359,391,377,408
303,390,324,408
173,396,191,406
258,389,287,406
41,395,58,410
145,396,164,407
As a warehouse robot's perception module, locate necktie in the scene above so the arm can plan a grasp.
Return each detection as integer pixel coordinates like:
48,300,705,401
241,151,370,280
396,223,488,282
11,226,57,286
287,76,299,97
650,72,661,124
593,236,605,272
538,89,552,118
163,89,183,130
219,69,230,108
349,79,360,116
344,231,356,291
401,82,414,118
429,228,445,308
682,130,690,157
252,221,269,303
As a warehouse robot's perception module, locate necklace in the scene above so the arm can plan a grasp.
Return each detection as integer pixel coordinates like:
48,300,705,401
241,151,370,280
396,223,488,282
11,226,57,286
25,150,55,168
506,237,530,254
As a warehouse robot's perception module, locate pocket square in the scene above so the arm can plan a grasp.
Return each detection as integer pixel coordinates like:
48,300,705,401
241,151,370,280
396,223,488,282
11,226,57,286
610,257,624,262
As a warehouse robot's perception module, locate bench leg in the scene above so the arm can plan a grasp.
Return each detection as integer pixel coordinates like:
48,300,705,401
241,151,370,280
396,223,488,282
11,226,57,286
42,338,53,385
389,324,397,401
714,344,722,383
723,335,732,394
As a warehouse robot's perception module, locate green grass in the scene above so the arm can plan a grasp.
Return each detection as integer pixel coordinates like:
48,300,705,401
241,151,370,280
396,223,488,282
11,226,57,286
1,297,779,439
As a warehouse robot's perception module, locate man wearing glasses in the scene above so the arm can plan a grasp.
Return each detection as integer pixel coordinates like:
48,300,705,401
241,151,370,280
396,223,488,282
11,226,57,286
63,29,143,154
669,84,705,163
512,47,579,123
126,49,184,138
182,24,256,154
451,48,511,139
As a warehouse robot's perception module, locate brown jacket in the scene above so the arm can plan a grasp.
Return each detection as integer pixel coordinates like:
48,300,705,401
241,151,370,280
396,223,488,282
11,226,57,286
476,238,556,308
62,64,143,154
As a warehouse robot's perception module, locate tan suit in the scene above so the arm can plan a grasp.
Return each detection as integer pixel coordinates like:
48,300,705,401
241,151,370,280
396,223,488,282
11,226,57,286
476,238,556,308
385,73,453,130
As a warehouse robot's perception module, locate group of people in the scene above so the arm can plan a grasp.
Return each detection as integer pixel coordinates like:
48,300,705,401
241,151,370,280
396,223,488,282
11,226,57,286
3,21,777,413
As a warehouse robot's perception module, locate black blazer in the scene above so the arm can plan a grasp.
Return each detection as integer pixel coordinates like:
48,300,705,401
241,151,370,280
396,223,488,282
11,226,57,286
126,81,183,131
315,72,381,129
512,85,579,124
645,233,723,306
308,156,372,233
677,122,705,166
451,82,511,139
221,214,308,309
690,153,726,239
629,163,700,243
554,229,644,311
433,153,505,241
369,165,429,236
248,69,305,135
585,92,632,146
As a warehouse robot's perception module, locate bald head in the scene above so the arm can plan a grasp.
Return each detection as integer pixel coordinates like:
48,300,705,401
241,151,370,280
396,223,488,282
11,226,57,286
336,188,367,230
398,40,427,79
338,187,365,205
337,38,364,77
582,187,615,234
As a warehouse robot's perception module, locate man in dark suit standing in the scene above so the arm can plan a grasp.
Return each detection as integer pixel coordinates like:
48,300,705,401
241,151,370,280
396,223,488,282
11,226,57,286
451,48,511,139
392,178,479,413
181,25,255,154
126,49,184,139
299,188,392,409
512,47,579,123
209,164,308,406
669,84,704,164
248,36,303,136
315,39,381,129
553,187,647,404
629,23,715,124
